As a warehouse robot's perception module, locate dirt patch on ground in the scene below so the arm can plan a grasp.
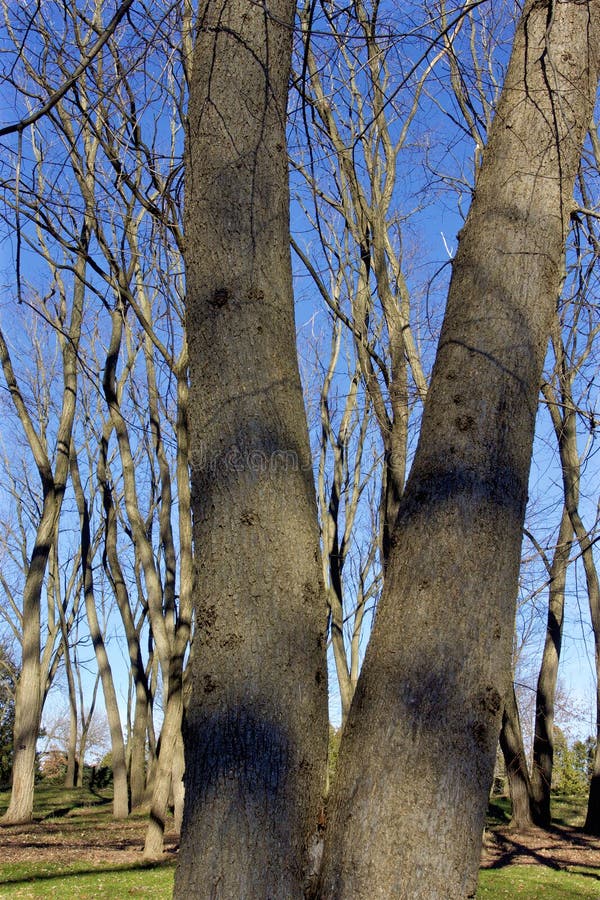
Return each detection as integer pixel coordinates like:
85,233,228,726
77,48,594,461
0,813,179,867
481,823,600,870
2,812,600,874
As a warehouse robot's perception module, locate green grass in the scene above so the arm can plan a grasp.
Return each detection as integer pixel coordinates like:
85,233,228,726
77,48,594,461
0,860,175,898
0,784,112,821
477,865,600,898
485,792,588,829
550,795,588,828
486,796,512,826
1,861,597,900
0,784,176,897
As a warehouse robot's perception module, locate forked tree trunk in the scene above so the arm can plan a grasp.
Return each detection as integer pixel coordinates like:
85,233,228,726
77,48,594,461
143,360,192,855
0,239,86,824
174,0,328,895
319,3,600,897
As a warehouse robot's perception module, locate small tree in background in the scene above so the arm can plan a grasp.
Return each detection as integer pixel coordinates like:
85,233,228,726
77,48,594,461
0,644,17,787
552,728,595,796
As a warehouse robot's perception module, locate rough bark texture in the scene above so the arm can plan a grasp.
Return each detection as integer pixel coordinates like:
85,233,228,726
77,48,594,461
318,3,600,897
174,0,328,896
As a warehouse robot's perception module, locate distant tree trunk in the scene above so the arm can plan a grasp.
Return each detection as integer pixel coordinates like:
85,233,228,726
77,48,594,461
173,0,328,895
573,490,600,834
530,503,573,826
143,662,184,858
63,651,78,789
100,458,150,809
530,332,580,825
143,356,192,857
128,681,149,808
319,3,600,897
0,237,85,824
54,541,79,791
499,684,534,828
172,729,185,834
71,451,129,819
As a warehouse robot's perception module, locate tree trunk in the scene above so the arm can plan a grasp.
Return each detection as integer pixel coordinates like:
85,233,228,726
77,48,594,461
0,239,85,822
499,685,534,829
143,681,183,858
64,662,78,789
54,542,79,791
128,679,149,808
530,502,573,826
100,456,150,809
172,729,185,835
71,451,129,819
319,3,600,897
143,357,193,852
573,491,600,834
174,0,328,895
530,338,579,826
2,494,56,823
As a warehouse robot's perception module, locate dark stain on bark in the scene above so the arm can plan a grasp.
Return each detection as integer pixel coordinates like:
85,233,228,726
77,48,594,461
210,288,229,307
183,707,291,800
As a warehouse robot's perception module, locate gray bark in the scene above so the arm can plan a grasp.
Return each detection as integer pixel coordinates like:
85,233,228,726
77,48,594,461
319,2,600,897
174,0,328,895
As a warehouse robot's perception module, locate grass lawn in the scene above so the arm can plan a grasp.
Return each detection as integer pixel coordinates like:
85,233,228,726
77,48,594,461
0,860,176,898
2,862,599,900
478,865,600,898
0,785,598,898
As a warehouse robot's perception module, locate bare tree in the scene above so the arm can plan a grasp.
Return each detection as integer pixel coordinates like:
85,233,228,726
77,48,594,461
0,255,85,823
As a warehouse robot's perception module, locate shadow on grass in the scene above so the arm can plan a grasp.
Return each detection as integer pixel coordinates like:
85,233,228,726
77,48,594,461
565,866,600,883
483,827,600,876
484,834,563,871
39,796,112,822
0,858,176,888
487,800,511,826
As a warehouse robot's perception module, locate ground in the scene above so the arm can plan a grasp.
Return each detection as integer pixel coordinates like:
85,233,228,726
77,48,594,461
0,802,179,867
481,823,600,870
1,803,600,872
1,789,599,880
